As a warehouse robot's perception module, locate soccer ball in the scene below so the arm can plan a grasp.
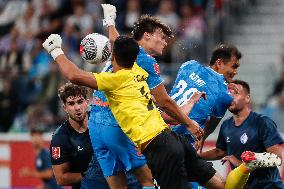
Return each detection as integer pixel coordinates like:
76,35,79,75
80,33,111,64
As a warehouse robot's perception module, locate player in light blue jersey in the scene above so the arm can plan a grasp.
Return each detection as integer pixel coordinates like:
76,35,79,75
169,44,241,145
88,5,203,189
168,44,242,189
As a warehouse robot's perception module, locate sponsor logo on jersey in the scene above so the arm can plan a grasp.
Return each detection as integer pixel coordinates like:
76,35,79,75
135,147,143,157
93,97,109,107
154,63,160,75
240,133,248,144
226,137,230,143
77,146,84,151
52,147,60,160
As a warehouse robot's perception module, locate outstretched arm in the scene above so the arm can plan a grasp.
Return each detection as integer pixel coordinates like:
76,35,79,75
42,34,98,90
101,4,120,44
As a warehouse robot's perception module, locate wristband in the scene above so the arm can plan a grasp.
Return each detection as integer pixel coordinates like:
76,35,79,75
50,48,64,60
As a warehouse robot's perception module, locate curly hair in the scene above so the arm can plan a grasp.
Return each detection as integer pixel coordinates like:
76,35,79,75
58,82,90,104
132,15,173,41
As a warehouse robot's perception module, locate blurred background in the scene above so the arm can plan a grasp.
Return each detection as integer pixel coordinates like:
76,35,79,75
0,0,283,188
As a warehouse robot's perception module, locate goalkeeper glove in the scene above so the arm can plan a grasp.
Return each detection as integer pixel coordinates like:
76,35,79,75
101,4,116,27
42,34,64,60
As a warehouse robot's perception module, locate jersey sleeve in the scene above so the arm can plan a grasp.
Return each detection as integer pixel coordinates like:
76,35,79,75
212,87,233,118
42,149,52,169
216,122,227,151
94,72,122,91
137,54,163,89
50,134,73,165
258,115,284,148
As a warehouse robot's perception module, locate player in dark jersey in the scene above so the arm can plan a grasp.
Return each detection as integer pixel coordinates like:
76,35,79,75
19,129,62,189
50,83,109,189
199,80,283,188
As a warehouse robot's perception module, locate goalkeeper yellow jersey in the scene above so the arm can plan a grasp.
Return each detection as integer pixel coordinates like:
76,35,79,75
94,63,167,149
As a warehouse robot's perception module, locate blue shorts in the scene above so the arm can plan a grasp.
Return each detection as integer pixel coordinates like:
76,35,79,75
88,117,147,177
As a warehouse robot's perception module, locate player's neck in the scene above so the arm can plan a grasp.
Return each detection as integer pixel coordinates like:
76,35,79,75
68,116,88,133
137,40,154,56
233,107,251,126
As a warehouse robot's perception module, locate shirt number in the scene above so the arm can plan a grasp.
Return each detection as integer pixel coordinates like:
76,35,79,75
171,80,198,106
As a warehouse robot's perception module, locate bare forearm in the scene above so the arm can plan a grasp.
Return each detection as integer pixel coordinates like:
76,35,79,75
54,55,82,81
199,148,226,160
157,97,192,126
55,172,82,186
54,55,98,89
107,26,120,44
34,169,53,180
161,111,179,125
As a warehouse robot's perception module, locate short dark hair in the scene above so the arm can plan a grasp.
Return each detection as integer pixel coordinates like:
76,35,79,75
132,15,173,41
30,127,44,135
209,44,242,65
113,36,139,68
58,82,89,104
232,79,250,94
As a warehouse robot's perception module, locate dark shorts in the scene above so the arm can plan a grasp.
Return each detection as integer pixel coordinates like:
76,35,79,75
176,132,216,186
142,129,216,189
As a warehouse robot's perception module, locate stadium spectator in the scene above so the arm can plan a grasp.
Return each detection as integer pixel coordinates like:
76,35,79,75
0,77,17,132
261,90,284,132
19,128,62,189
199,80,284,189
155,0,179,32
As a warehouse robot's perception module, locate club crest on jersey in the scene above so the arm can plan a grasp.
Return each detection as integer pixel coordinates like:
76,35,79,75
154,63,160,75
52,147,60,160
240,133,248,144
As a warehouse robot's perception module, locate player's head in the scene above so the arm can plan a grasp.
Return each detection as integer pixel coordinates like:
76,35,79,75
30,128,44,149
58,82,90,122
132,15,173,56
209,44,242,82
228,79,251,114
112,35,139,69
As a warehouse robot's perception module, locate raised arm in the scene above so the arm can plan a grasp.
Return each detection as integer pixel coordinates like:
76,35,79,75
42,34,98,90
101,4,120,44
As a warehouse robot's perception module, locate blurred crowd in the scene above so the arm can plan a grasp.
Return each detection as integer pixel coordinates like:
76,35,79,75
260,46,284,132
0,0,262,133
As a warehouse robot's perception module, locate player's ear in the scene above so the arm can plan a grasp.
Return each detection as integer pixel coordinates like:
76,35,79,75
245,94,250,103
216,58,223,69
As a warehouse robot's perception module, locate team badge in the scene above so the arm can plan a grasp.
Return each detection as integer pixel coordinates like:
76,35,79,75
240,133,248,144
52,147,61,159
154,63,160,75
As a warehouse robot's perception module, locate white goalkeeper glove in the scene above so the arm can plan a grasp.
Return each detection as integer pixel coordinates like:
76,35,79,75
101,4,116,27
42,34,64,60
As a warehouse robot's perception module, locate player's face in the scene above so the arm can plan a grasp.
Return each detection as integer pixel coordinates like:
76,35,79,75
146,28,167,56
31,133,43,149
228,84,249,114
64,96,89,122
219,56,240,82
